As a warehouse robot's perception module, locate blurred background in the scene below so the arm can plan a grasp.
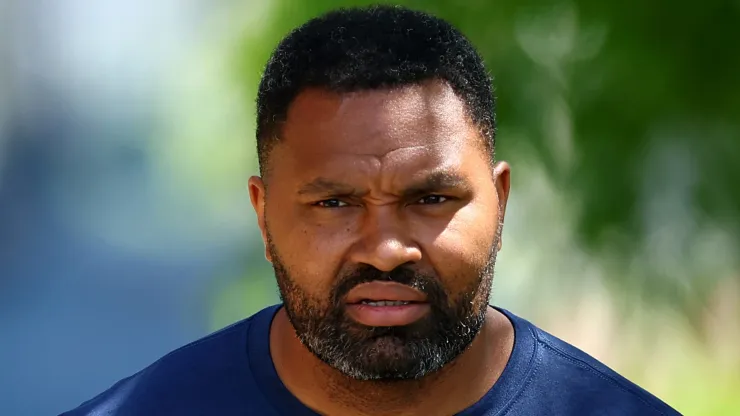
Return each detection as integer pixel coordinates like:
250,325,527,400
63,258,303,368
0,0,738,414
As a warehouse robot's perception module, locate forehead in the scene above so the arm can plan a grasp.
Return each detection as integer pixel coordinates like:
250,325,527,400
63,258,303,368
276,80,486,178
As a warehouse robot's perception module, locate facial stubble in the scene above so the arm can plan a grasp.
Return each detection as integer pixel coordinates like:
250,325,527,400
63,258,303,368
266,218,501,382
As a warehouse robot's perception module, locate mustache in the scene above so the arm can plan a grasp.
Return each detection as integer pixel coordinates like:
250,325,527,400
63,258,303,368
330,264,447,307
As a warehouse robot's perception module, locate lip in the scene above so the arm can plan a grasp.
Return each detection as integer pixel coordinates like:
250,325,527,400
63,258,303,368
346,303,430,326
344,281,430,326
344,281,428,304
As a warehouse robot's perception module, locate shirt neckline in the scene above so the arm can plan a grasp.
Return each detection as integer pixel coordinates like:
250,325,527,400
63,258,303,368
246,304,537,415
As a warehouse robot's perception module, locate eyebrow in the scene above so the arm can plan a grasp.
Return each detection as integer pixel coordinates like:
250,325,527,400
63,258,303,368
297,171,472,197
401,171,472,197
297,177,362,196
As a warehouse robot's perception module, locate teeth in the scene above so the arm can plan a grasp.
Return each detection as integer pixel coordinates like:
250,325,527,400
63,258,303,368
361,300,410,307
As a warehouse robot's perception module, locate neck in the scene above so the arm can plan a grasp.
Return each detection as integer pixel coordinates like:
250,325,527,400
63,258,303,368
270,307,514,416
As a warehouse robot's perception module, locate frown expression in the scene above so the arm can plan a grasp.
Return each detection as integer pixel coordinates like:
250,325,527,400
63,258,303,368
249,79,510,380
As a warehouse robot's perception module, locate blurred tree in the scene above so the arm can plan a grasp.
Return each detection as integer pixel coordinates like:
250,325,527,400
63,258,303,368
229,0,740,314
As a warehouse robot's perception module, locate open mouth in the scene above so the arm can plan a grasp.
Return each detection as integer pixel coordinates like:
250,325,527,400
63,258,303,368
343,281,430,326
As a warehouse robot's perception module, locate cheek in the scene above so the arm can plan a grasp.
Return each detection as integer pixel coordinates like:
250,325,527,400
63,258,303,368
422,202,497,284
268,206,357,298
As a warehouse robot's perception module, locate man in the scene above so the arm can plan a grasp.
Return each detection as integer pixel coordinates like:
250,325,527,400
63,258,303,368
62,5,680,416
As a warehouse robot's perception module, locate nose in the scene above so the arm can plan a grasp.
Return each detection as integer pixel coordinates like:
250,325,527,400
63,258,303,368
347,207,422,272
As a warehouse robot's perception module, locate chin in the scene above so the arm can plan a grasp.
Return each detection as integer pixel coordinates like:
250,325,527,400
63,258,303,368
364,335,409,358
333,336,436,381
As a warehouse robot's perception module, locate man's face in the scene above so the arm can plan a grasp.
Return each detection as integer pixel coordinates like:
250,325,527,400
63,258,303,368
249,80,510,381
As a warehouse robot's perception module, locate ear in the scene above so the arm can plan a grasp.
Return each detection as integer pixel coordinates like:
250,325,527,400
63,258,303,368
493,161,511,251
248,176,272,263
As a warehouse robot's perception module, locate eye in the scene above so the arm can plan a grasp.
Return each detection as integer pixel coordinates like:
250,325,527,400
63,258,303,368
417,195,449,205
315,199,349,208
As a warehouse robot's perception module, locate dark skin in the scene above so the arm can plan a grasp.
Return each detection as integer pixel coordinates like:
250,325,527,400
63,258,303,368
248,80,513,415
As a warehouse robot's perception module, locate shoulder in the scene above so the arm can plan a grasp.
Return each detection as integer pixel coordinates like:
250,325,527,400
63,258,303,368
502,310,681,415
59,306,279,416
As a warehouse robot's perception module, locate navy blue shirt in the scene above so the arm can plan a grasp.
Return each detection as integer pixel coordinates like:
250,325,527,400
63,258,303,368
61,305,680,415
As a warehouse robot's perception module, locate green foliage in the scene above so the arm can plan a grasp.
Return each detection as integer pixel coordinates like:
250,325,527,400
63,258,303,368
217,3,740,412
230,0,740,307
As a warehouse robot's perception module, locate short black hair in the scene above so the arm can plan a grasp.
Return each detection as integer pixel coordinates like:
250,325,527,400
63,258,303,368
255,5,495,175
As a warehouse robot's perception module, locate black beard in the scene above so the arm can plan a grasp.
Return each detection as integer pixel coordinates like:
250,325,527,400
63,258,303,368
268,236,499,381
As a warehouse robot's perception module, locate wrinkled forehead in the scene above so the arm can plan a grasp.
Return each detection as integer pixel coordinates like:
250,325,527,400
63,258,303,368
275,80,485,177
